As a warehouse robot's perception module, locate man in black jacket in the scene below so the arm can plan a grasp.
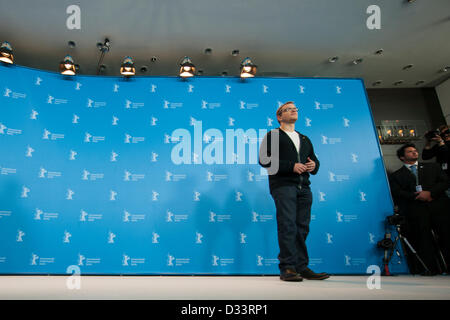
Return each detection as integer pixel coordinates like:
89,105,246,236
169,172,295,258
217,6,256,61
259,101,329,281
389,143,450,275
422,125,450,197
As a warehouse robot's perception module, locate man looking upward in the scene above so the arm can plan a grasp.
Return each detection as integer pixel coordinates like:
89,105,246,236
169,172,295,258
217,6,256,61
259,101,330,281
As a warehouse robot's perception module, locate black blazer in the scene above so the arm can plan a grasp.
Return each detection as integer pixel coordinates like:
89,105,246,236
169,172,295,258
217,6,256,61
259,128,320,192
389,162,448,214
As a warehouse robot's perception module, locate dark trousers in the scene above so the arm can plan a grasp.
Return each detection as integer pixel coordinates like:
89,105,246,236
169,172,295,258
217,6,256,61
404,197,450,274
271,185,312,273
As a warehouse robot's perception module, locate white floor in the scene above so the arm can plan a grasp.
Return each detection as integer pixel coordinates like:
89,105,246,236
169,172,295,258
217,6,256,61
1,275,449,300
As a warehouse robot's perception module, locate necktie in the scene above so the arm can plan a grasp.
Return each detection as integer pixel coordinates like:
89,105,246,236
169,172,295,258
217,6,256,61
410,164,417,176
410,164,418,184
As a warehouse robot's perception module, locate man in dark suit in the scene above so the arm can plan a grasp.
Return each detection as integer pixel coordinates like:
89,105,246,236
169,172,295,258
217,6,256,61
389,143,450,275
259,101,329,281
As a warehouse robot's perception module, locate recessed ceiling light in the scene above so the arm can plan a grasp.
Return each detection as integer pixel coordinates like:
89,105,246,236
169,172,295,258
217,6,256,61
197,69,203,76
372,80,382,86
352,58,363,65
394,80,404,86
150,56,158,62
415,80,425,85
140,66,148,73
440,66,449,72
222,71,228,76
231,50,240,56
68,41,76,48
204,48,212,55
374,49,384,55
328,56,339,63
402,64,414,70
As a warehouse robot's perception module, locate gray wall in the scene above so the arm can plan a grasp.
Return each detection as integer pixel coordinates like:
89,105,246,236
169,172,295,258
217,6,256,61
366,88,446,174
436,78,450,125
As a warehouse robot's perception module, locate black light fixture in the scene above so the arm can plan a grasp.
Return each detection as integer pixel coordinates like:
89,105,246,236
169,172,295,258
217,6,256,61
59,55,76,75
96,38,111,75
0,41,14,64
328,56,339,63
352,58,363,65
120,56,135,76
394,80,404,86
240,57,257,78
179,56,196,78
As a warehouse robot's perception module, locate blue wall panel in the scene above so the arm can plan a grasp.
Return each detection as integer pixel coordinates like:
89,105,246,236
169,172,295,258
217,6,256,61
0,64,407,274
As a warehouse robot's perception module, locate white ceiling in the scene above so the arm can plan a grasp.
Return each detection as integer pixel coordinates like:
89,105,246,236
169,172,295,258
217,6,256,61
1,0,449,88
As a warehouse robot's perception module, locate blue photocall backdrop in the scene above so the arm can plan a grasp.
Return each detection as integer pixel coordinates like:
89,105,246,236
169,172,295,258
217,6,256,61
0,64,408,274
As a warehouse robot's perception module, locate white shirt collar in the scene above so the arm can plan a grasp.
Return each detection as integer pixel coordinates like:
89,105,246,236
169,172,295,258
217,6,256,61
404,161,418,168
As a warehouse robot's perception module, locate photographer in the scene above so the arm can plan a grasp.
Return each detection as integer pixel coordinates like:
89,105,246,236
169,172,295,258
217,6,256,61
389,143,450,275
423,125,450,197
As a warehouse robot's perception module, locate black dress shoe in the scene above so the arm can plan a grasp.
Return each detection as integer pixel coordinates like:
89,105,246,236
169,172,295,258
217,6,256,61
280,269,303,282
299,267,330,280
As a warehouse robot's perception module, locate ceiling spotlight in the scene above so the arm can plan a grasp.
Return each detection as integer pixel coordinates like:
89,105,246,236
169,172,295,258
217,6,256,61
415,80,425,86
402,64,414,70
328,56,339,63
374,49,384,55
151,56,158,62
372,80,382,86
140,66,148,73
179,56,196,78
231,50,240,56
352,58,363,65
204,48,212,55
120,56,135,76
68,41,76,48
240,57,257,78
0,41,14,64
59,55,76,76
394,80,404,86
441,66,450,72
221,71,228,76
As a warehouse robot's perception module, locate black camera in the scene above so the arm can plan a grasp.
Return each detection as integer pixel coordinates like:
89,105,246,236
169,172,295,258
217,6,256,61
386,214,406,226
377,237,394,250
440,128,450,138
425,130,440,140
